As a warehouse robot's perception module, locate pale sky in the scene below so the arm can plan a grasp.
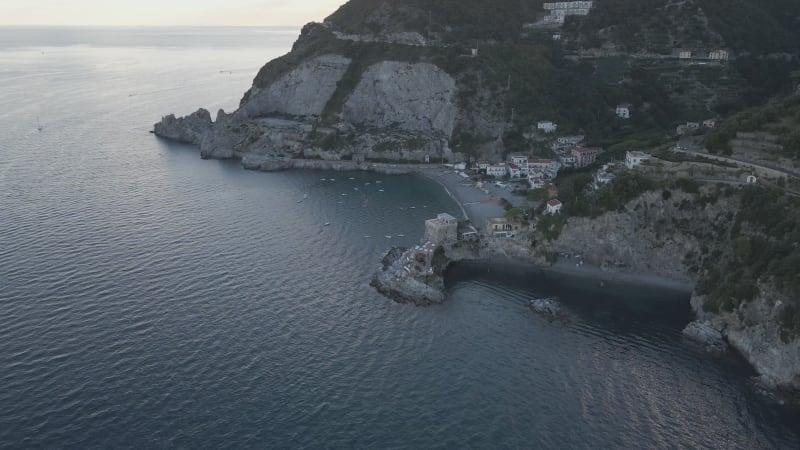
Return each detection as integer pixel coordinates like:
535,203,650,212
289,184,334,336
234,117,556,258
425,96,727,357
0,0,347,27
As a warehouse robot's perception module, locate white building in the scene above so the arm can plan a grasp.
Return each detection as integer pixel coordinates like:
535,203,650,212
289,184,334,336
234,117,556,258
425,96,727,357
615,104,632,119
486,163,508,177
625,151,650,169
679,50,692,60
528,175,546,189
537,121,558,134
486,217,518,238
559,154,577,167
594,170,616,187
528,159,560,174
542,2,594,24
510,155,528,166
508,163,522,178
557,135,584,146
709,50,729,61
703,118,717,128
546,199,563,215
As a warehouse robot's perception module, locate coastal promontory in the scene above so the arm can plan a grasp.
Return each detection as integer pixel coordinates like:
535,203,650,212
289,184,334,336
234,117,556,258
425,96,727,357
153,0,800,399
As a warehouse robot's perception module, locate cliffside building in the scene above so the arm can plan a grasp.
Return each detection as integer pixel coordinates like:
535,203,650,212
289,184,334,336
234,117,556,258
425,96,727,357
486,163,508,177
537,121,558,134
542,2,594,24
486,217,519,238
616,104,632,119
625,151,650,169
708,50,729,61
425,213,458,244
571,147,604,168
546,199,563,215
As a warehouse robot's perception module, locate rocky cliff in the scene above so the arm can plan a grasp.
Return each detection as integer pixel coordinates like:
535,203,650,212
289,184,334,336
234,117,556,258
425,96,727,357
692,283,800,397
342,61,457,137
154,0,800,168
541,189,737,284
241,54,352,119
534,186,800,397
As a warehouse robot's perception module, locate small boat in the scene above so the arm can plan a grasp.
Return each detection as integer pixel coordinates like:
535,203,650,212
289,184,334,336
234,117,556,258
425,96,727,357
349,177,355,180
397,234,406,237
379,189,384,192
341,193,348,196
409,206,416,209
323,222,331,226
385,235,392,239
320,178,326,181
376,181,382,184
36,117,43,132
364,235,371,238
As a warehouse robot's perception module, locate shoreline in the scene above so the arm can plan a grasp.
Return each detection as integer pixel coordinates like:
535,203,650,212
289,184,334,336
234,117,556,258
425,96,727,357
242,156,696,292
449,255,694,292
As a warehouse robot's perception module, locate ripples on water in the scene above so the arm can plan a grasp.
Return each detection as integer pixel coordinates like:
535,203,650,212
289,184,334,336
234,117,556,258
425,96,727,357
0,27,798,449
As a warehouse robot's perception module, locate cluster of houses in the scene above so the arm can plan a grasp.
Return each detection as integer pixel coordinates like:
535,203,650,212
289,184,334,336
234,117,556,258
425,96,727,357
676,118,717,135
677,49,730,62
472,133,605,190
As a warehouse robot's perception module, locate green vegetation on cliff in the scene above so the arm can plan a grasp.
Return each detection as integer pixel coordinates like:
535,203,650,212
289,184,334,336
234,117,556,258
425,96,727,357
693,186,800,340
704,96,800,158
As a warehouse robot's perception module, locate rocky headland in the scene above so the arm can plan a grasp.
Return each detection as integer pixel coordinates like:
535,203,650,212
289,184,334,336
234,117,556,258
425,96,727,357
153,0,800,400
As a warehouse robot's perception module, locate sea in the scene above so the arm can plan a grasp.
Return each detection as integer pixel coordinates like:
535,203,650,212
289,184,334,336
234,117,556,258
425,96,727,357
0,27,798,449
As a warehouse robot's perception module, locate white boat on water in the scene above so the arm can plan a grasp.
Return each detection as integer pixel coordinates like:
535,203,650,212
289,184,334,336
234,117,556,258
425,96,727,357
385,235,392,239
323,222,331,226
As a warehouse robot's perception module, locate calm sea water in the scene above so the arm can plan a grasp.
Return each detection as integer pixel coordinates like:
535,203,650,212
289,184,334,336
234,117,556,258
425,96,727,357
1,27,798,449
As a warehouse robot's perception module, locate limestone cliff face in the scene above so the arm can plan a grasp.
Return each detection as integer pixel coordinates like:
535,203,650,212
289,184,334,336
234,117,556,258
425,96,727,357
342,61,457,137
240,54,351,118
154,57,461,163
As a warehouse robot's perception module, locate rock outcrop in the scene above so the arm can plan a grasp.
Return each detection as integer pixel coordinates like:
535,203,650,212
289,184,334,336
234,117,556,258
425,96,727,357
529,297,563,319
682,319,728,353
370,247,445,306
691,282,800,396
153,108,213,144
240,54,351,118
541,190,737,284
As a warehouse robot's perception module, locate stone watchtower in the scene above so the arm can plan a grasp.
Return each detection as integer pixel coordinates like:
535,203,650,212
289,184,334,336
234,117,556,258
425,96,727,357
424,213,458,245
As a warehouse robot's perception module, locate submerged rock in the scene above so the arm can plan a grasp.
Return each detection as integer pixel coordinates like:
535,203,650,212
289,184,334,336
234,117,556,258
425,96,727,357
529,297,562,319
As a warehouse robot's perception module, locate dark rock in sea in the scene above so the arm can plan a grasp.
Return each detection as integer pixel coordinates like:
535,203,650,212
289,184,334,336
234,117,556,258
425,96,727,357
528,297,563,320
